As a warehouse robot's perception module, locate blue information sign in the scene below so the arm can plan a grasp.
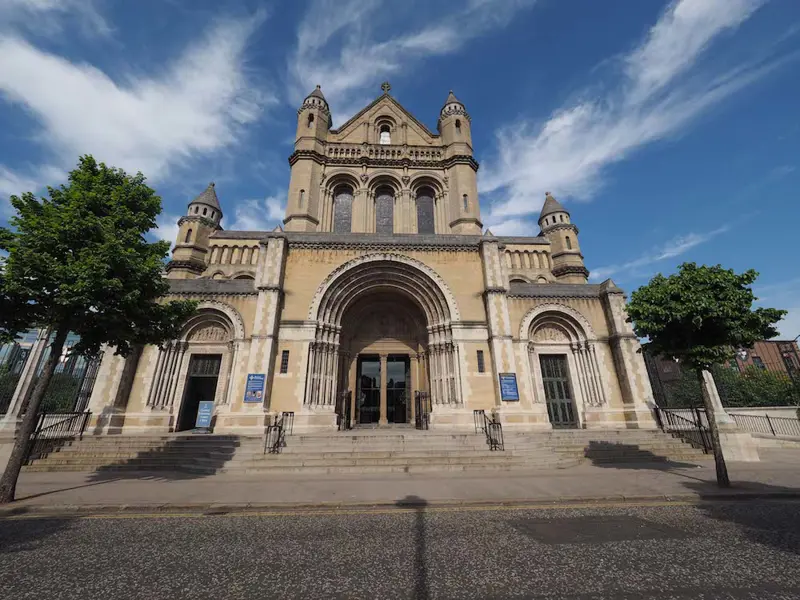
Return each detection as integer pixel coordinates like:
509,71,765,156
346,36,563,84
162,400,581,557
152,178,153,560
499,373,520,401
194,401,214,430
244,373,266,403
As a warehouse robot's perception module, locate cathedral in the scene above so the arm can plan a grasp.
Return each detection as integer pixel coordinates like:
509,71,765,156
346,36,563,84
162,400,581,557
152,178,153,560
86,84,657,434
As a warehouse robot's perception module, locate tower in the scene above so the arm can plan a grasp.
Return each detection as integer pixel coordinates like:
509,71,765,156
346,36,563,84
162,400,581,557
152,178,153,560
166,182,223,279
285,85,331,232
438,91,481,235
538,192,588,283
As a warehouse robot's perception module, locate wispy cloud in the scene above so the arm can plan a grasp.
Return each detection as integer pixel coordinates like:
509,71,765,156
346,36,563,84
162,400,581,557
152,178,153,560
590,224,731,281
153,213,181,251
228,194,286,231
0,164,64,214
0,0,111,37
480,0,773,223
288,0,535,122
0,12,271,192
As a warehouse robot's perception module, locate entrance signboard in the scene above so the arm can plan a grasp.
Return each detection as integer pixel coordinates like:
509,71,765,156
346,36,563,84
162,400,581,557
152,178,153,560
499,373,520,401
194,400,214,431
244,373,265,403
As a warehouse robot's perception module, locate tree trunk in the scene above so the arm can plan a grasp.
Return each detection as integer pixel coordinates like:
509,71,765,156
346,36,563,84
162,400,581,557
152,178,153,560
0,327,69,503
697,369,730,488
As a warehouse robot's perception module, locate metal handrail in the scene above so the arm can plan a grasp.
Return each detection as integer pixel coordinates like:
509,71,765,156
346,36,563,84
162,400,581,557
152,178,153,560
27,411,91,461
264,411,293,454
473,409,504,451
731,413,800,437
414,391,430,430
655,407,711,453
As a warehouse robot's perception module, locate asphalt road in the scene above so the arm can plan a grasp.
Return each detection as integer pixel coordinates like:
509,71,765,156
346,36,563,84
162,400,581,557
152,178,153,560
1,500,799,599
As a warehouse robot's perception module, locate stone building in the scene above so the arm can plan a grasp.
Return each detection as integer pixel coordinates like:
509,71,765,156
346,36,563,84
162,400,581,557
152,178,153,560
85,84,657,435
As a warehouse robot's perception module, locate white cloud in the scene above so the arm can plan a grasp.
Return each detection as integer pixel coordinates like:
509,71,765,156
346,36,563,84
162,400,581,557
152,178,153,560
754,277,800,338
480,0,771,223
486,219,539,237
589,225,730,281
228,195,286,231
0,0,111,37
0,164,64,215
288,0,535,122
0,13,271,185
153,213,181,251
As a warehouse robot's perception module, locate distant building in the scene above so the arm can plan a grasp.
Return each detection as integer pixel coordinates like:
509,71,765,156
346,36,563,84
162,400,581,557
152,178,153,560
733,340,800,377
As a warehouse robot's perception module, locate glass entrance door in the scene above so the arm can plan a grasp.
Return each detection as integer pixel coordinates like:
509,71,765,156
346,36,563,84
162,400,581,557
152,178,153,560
177,354,221,432
540,354,578,428
357,356,380,424
386,356,410,424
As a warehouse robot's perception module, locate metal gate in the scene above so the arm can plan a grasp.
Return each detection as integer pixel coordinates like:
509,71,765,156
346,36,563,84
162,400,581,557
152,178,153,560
540,355,578,428
414,391,430,430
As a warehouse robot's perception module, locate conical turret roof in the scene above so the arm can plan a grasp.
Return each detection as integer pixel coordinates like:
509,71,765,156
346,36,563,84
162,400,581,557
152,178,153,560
443,90,463,106
306,85,327,102
189,182,222,213
538,192,567,221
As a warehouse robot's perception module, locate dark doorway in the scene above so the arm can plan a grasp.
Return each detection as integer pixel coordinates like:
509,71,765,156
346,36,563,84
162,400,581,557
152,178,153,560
177,354,221,432
540,354,578,428
386,355,410,424
357,355,380,424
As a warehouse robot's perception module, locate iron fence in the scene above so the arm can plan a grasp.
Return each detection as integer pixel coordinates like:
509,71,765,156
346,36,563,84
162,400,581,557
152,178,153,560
654,407,711,453
731,413,800,437
473,409,504,451
337,391,352,431
26,411,91,461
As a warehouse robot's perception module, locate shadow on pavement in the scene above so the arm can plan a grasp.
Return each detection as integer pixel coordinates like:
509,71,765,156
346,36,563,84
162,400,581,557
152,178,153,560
0,511,75,555
396,495,429,600
584,440,703,471
682,480,800,555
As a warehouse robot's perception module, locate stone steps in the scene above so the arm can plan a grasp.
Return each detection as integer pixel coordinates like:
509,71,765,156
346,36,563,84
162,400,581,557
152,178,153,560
23,429,709,474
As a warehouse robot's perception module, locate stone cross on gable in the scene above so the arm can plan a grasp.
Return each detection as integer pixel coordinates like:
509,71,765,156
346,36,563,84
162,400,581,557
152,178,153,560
381,81,391,94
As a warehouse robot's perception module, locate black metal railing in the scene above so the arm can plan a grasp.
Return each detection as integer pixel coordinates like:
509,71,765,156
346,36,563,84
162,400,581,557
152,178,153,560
473,409,504,451
264,411,294,454
27,411,91,461
414,391,430,430
731,413,800,437
337,391,352,431
654,407,711,453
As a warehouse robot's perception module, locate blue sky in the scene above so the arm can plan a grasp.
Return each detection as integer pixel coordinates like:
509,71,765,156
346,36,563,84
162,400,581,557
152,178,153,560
0,0,798,337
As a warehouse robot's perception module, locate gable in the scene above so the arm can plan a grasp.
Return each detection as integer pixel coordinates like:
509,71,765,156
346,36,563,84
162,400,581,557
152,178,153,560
330,95,439,146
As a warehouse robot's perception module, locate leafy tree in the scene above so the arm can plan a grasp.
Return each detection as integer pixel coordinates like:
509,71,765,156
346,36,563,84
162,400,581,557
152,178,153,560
0,156,196,503
627,263,785,487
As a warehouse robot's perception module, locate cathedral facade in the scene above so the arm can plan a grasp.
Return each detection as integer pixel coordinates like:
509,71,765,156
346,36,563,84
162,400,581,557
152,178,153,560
87,84,657,434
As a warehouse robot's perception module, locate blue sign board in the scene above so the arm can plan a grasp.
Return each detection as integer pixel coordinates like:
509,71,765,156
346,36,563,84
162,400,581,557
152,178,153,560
194,401,214,430
499,373,520,401
244,373,266,403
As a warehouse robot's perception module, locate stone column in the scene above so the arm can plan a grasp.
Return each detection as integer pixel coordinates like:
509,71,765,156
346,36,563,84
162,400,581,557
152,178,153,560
700,369,759,461
379,353,388,426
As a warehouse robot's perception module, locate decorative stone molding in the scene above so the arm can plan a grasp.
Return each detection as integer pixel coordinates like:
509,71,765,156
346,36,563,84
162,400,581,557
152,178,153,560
552,264,590,279
177,215,219,230
518,302,597,342
532,325,569,344
288,149,479,171
164,260,205,274
193,300,247,341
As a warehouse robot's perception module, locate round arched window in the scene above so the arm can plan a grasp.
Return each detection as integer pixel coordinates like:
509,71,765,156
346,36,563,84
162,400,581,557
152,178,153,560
379,124,391,145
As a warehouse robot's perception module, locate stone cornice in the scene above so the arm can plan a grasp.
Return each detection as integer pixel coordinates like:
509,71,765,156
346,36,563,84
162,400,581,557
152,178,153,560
552,264,591,279
263,232,485,252
541,223,579,235
288,148,479,171
168,279,258,296
448,216,484,229
551,251,585,261
164,260,205,274
177,215,220,230
508,282,608,299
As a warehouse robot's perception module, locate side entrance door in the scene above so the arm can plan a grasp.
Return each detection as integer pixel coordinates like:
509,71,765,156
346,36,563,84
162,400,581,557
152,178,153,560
540,354,578,429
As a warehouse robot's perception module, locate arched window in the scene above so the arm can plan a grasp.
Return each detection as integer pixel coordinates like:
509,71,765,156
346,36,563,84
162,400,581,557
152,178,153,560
194,206,199,214
210,210,215,219
462,194,469,211
203,207,207,216
560,215,564,222
566,236,572,250
333,185,353,233
455,119,461,134
375,186,394,234
416,187,435,234
307,113,314,128
379,124,391,145
299,189,305,207
185,229,193,243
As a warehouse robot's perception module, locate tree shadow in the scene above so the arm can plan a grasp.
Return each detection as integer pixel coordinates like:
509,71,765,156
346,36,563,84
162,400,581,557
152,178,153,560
682,480,800,555
83,435,241,482
396,494,429,600
0,511,75,555
584,440,704,471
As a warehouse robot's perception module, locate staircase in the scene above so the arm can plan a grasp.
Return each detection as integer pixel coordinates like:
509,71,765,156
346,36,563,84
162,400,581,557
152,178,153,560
23,428,709,475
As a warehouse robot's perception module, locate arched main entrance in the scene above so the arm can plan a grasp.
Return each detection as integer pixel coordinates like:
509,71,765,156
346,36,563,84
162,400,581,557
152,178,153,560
305,254,462,427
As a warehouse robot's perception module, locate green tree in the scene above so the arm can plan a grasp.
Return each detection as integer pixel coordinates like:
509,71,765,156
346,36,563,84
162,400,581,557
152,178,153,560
627,263,785,487
0,156,196,503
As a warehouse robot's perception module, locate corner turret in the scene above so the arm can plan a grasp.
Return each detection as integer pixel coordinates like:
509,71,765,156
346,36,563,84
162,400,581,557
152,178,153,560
295,85,331,148
166,183,223,279
539,192,588,283
438,90,472,148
